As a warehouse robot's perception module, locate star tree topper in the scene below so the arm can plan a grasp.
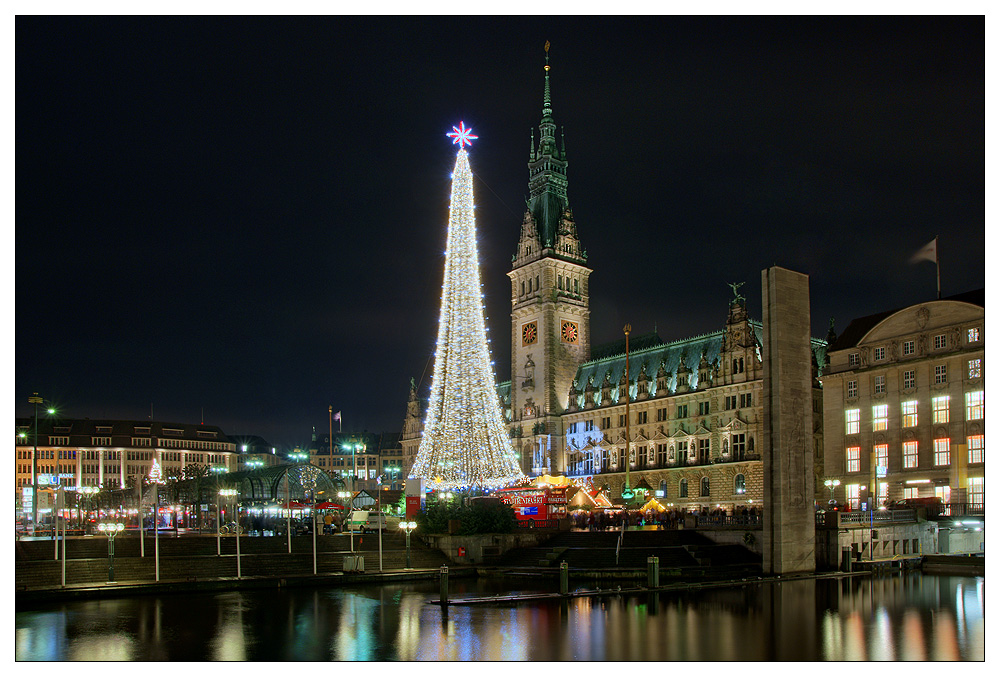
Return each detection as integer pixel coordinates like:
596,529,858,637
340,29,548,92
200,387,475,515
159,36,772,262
446,121,478,148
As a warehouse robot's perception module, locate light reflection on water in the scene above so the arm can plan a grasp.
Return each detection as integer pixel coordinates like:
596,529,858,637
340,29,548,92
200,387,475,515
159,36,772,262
14,574,983,661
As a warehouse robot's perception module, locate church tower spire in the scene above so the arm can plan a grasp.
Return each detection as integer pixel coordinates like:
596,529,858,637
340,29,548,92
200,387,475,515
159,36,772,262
507,41,592,478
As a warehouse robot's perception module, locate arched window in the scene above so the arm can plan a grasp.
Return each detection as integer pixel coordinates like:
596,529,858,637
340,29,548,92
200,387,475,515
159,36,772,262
700,477,710,496
659,479,667,497
734,473,746,495
679,478,688,498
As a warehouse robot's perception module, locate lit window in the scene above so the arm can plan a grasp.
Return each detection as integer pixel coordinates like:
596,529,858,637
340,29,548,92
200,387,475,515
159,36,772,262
903,441,919,468
734,474,746,495
874,444,888,472
901,401,918,427
874,346,886,361
845,409,860,435
965,391,984,420
903,486,919,500
968,358,981,379
847,380,858,398
902,340,915,356
934,334,946,350
969,477,984,508
849,353,860,367
968,435,984,463
933,438,951,466
846,484,860,510
934,364,947,384
931,396,949,424
874,375,885,394
968,327,980,343
877,482,888,506
903,370,915,389
872,404,888,431
846,446,860,472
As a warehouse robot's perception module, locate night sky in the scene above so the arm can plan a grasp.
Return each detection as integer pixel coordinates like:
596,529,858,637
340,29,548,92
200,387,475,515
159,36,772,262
15,16,984,449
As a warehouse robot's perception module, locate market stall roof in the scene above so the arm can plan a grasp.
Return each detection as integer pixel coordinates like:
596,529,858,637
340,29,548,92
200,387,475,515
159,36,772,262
315,501,345,510
590,490,613,508
638,497,667,512
530,474,574,487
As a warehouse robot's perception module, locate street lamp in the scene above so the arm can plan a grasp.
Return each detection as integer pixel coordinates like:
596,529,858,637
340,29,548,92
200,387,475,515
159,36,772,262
824,479,841,506
338,489,355,553
78,486,99,530
342,439,366,494
386,465,400,490
28,393,56,536
97,521,125,581
400,521,417,568
290,451,309,464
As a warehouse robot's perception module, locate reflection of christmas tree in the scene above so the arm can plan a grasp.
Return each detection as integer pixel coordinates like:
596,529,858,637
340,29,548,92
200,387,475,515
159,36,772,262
410,124,523,490
149,458,164,484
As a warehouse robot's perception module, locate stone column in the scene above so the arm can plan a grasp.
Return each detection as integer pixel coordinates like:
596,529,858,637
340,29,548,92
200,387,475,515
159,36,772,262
761,266,816,574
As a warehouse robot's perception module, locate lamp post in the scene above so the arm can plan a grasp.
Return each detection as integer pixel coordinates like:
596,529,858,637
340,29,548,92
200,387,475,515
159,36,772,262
824,479,841,506
210,466,226,555
338,490,354,553
218,488,240,576
78,485,98,531
400,521,417,569
215,489,240,570
28,394,56,536
97,521,125,582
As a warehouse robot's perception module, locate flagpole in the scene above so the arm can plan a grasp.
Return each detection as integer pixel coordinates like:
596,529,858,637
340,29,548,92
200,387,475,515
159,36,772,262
935,235,941,300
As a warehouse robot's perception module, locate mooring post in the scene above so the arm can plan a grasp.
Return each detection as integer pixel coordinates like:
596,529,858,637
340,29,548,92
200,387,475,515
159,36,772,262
560,561,569,595
439,564,449,606
647,556,659,588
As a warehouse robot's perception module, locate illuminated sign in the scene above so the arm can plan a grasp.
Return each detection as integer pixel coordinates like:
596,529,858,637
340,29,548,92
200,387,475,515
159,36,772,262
37,474,59,486
22,487,33,508
876,465,887,478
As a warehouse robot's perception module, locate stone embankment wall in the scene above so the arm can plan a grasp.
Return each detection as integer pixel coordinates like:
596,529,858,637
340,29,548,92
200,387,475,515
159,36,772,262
422,532,553,564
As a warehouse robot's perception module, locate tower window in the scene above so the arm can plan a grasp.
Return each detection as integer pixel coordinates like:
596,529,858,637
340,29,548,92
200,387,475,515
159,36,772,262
558,275,563,290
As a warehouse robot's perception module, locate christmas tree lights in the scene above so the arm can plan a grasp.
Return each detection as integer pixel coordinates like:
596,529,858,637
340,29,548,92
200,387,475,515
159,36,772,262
148,458,164,484
410,124,524,490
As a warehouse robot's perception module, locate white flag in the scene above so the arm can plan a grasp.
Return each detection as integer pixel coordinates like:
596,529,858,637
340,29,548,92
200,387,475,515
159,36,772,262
333,411,342,422
910,237,937,264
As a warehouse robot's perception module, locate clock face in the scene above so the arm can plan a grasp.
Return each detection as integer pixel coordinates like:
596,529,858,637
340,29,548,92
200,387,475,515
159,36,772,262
522,322,538,346
561,321,579,344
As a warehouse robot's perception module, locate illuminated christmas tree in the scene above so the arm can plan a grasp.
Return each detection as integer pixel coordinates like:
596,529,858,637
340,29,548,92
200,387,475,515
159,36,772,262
410,122,524,490
148,458,164,484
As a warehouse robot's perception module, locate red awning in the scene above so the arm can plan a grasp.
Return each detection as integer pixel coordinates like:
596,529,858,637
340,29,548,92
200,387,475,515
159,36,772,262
315,502,345,510
280,500,309,509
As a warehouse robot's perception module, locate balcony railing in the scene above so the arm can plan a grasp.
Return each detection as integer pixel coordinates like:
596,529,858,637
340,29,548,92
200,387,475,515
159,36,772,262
694,514,762,528
834,509,917,525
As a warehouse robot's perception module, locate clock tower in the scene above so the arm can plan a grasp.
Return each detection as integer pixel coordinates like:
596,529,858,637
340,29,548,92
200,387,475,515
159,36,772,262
508,42,591,476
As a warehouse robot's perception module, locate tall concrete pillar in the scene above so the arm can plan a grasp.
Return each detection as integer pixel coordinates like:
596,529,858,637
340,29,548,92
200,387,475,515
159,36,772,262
761,266,815,574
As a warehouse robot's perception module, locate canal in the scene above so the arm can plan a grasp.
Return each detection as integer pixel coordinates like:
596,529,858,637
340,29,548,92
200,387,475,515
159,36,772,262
15,573,984,661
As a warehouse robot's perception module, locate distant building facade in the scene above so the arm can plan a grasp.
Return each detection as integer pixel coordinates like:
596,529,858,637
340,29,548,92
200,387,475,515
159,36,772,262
820,290,985,512
14,418,238,510
306,431,402,492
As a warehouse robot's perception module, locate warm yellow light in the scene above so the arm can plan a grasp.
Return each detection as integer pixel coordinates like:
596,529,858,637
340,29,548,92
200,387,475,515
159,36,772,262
411,148,524,490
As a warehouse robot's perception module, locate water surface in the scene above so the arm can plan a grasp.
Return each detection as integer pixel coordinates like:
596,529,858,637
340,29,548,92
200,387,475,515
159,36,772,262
15,573,984,660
